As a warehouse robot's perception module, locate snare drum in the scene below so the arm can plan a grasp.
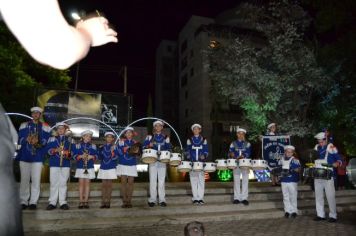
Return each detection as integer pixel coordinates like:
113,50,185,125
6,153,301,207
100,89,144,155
177,161,192,172
193,162,204,172
142,149,158,164
227,159,238,169
204,162,216,173
239,159,251,170
252,159,267,170
159,150,171,163
169,153,182,166
313,167,333,180
215,159,227,170
281,168,291,178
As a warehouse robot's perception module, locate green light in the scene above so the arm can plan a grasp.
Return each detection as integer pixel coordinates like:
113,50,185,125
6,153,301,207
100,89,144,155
217,169,233,182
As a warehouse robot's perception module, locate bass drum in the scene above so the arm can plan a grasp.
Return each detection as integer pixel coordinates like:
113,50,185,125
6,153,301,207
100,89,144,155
347,158,356,187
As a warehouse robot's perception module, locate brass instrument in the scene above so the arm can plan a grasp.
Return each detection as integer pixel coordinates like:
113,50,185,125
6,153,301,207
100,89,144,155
59,142,65,167
27,130,41,155
83,149,89,174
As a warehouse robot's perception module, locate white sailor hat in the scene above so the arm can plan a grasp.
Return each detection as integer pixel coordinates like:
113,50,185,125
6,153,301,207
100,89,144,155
314,132,326,140
284,145,295,151
236,128,247,134
123,127,134,133
267,123,276,129
104,131,115,137
55,122,68,128
153,120,164,127
81,130,93,136
191,123,202,131
30,107,43,113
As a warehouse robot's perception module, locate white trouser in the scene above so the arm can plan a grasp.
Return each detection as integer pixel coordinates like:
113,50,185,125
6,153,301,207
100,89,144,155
19,161,42,205
233,168,249,201
190,171,205,201
281,182,298,214
148,161,166,203
314,178,337,219
49,167,70,206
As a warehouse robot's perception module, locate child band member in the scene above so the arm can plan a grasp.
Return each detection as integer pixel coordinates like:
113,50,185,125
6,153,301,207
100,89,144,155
143,120,171,207
186,124,208,205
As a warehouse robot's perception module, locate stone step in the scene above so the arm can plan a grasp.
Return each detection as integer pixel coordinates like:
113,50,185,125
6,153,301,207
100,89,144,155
23,196,356,220
23,203,356,233
38,183,313,198
35,189,356,208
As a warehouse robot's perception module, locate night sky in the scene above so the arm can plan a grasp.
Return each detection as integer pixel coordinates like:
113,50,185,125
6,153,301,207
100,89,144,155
59,0,239,118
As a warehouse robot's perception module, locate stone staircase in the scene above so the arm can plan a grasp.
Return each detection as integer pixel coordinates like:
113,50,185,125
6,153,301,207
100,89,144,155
22,182,356,233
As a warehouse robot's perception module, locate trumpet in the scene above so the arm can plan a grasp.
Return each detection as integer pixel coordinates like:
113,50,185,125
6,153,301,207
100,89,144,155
82,150,89,174
59,142,65,167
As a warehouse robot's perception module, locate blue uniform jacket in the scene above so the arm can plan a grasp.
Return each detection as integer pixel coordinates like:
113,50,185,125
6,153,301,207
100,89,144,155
229,140,251,159
72,142,98,169
17,121,50,162
279,157,301,183
117,139,139,166
315,144,342,179
47,135,72,168
185,135,208,162
143,133,171,151
98,143,119,169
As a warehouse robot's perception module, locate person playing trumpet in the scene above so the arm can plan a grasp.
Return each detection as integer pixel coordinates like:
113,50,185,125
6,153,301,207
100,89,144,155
46,122,73,210
17,106,50,210
73,130,97,209
229,128,251,205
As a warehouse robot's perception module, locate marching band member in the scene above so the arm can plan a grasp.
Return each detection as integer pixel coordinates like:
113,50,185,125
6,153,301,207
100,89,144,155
186,124,208,205
313,132,342,223
17,107,50,210
229,128,251,205
117,127,140,208
279,145,300,218
46,122,72,210
73,130,98,209
97,132,119,209
143,120,171,207
266,123,280,186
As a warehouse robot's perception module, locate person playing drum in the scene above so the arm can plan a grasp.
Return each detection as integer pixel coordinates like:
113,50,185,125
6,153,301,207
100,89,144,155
46,122,72,210
72,130,98,209
313,132,342,223
143,120,171,207
229,128,252,205
116,127,140,208
186,124,208,205
97,132,119,208
278,145,300,218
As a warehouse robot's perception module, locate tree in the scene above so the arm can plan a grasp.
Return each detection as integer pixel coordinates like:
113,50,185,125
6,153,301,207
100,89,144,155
0,23,71,117
302,0,356,155
207,1,331,141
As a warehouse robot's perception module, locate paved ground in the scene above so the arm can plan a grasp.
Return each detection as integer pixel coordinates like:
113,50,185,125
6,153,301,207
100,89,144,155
26,211,356,236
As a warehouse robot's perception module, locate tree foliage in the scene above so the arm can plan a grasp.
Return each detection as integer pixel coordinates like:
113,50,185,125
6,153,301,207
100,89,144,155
0,23,71,115
207,0,332,140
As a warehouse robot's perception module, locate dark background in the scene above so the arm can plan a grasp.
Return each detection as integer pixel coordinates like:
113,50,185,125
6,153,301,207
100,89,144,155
59,0,239,119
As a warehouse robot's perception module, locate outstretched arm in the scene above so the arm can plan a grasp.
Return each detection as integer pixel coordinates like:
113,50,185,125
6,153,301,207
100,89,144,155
0,0,118,69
